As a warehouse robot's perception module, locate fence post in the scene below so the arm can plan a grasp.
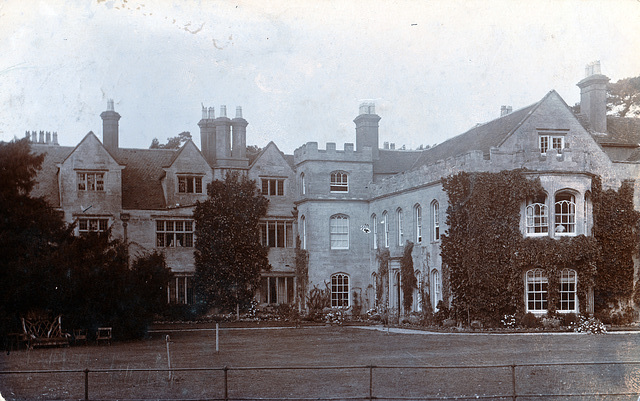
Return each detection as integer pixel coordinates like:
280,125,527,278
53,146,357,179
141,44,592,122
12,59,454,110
223,366,229,401
511,364,517,401
84,368,89,401
369,365,374,401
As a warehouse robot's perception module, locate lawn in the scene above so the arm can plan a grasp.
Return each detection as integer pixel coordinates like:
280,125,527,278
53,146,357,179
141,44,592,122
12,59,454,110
2,324,640,400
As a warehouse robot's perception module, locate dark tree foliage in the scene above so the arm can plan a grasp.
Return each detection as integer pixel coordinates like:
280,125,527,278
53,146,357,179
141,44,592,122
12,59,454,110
295,236,309,311
246,145,262,164
607,76,640,118
592,177,640,310
194,171,270,312
441,170,542,324
150,131,192,149
375,248,390,309
400,241,416,313
0,139,172,341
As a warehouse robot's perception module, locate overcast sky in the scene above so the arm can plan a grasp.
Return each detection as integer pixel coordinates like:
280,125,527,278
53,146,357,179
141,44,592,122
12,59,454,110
1,0,639,154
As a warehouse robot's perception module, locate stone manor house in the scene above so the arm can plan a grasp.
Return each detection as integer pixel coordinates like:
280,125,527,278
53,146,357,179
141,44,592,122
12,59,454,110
26,63,640,316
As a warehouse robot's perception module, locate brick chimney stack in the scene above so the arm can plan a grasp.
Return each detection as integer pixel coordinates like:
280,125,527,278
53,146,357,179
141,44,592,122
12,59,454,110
101,99,121,151
354,102,381,159
577,61,609,133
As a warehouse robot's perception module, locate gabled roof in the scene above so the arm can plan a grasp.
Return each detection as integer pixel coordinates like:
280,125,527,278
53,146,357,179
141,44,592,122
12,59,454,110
578,114,640,162
373,149,422,175
61,131,121,166
411,98,542,169
30,145,74,207
250,141,295,170
112,148,177,209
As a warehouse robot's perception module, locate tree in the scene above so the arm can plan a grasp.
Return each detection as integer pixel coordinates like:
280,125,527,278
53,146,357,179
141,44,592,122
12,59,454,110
246,145,262,164
194,171,270,312
608,76,640,118
150,131,192,149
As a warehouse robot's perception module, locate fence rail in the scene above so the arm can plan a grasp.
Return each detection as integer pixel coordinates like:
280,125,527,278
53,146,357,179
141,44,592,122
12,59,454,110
2,361,640,400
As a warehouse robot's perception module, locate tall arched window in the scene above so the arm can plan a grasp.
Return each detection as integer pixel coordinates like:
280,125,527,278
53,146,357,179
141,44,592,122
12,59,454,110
431,269,442,311
559,269,577,312
330,214,349,249
526,194,548,236
330,171,349,192
555,192,576,235
414,204,423,243
431,201,440,241
397,208,404,246
331,273,350,307
372,214,378,249
300,215,307,250
300,172,306,195
526,269,548,313
584,192,592,235
382,211,389,248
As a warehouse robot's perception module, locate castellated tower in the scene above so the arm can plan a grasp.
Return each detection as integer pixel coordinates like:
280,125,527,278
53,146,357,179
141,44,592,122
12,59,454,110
199,105,249,169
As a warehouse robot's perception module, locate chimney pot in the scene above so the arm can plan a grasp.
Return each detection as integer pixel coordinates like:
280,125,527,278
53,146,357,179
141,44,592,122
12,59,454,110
208,107,215,119
390,143,395,150
236,106,243,118
220,105,227,118
107,99,114,111
53,132,59,145
384,142,389,149
39,131,44,143
46,131,51,144
32,131,37,143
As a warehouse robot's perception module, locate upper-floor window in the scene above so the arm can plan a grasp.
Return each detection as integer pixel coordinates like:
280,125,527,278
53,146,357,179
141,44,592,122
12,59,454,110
372,214,378,250
77,172,104,191
525,194,549,236
397,208,404,246
259,220,294,248
300,216,307,250
539,135,564,155
156,220,194,247
330,171,348,193
431,201,440,241
382,211,389,248
261,178,284,196
78,218,108,233
178,176,203,194
555,192,576,236
300,173,306,195
414,204,423,243
330,214,349,249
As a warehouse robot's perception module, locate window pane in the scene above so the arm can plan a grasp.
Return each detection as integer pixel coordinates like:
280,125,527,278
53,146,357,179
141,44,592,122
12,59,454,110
277,180,284,196
195,177,203,193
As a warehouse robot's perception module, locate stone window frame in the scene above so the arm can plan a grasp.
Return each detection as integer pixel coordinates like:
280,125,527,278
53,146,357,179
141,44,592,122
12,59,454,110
178,175,203,194
431,269,442,311
554,191,577,236
156,220,195,248
525,193,549,237
431,200,440,242
259,220,294,248
329,214,349,250
330,171,349,193
382,211,389,248
78,218,108,234
559,269,578,313
371,214,378,250
261,178,285,196
331,273,350,307
414,203,423,244
525,269,548,314
77,171,105,192
396,208,404,246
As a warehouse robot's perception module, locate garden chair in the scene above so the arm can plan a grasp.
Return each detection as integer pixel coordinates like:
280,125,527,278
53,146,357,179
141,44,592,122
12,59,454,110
96,327,112,345
73,329,88,345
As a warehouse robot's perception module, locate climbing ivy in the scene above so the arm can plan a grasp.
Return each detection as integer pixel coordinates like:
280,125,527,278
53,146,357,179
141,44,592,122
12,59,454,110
400,241,416,313
592,177,640,310
375,248,390,309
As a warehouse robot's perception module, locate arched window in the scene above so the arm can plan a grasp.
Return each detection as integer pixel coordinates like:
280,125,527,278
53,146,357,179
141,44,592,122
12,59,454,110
300,215,307,250
559,269,577,312
526,269,548,313
555,192,576,235
526,194,548,236
431,269,442,311
382,211,389,248
330,214,349,249
397,208,404,246
371,214,378,249
584,192,592,235
300,172,306,195
414,204,423,243
431,201,440,241
331,273,350,307
330,171,348,192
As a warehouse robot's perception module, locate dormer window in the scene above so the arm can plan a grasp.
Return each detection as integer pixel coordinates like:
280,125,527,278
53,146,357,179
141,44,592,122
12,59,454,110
330,171,348,192
539,134,565,155
77,172,104,191
178,176,203,194
261,178,284,196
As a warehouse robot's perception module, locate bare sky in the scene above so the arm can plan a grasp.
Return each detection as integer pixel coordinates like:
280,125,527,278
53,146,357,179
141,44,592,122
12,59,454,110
1,0,639,154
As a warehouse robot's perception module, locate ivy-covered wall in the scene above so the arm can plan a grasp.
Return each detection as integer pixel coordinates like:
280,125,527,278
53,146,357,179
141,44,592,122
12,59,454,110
439,170,622,325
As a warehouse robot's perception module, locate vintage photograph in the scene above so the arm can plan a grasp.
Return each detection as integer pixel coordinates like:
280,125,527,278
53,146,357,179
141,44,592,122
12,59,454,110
1,0,640,399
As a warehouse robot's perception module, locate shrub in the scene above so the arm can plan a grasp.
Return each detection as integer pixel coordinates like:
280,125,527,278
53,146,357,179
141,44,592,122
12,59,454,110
561,313,579,327
501,314,516,329
572,315,607,334
521,312,541,328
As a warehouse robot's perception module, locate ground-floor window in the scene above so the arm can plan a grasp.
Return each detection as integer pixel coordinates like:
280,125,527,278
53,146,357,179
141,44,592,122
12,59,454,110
168,275,194,304
331,273,350,307
258,276,294,304
431,269,442,311
525,268,578,314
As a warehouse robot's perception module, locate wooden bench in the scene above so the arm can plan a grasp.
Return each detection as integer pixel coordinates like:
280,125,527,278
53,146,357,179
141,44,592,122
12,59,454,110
21,315,70,349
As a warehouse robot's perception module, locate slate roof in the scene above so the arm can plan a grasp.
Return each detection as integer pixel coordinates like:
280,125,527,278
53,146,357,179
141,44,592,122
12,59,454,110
373,149,422,175
580,115,640,162
30,145,74,207
113,148,177,209
411,101,540,169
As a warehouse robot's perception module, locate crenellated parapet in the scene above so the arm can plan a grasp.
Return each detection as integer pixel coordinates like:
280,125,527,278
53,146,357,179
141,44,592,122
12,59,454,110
294,141,373,164
25,130,59,145
369,146,596,197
